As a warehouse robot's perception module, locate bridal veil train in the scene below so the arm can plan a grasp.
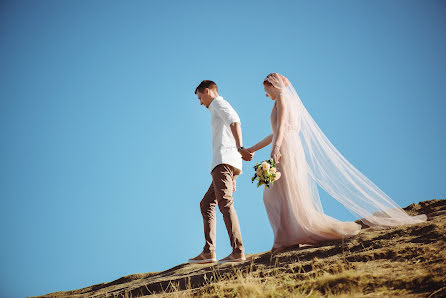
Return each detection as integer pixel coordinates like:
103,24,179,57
262,73,426,249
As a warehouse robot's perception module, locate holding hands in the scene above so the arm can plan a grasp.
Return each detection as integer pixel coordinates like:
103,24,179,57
246,144,281,164
239,147,254,161
246,134,281,164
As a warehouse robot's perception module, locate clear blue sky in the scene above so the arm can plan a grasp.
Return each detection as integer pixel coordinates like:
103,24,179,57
0,1,445,297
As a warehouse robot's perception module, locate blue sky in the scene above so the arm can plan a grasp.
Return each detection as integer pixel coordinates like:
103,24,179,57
0,1,445,297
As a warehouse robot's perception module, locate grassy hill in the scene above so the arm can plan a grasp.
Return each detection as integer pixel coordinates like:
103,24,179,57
34,199,446,297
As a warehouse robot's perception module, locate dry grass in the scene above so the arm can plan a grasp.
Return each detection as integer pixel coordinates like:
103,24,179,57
33,199,446,298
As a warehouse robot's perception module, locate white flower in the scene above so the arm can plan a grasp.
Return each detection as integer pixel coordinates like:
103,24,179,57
262,161,270,171
256,167,263,176
270,167,276,174
275,172,281,180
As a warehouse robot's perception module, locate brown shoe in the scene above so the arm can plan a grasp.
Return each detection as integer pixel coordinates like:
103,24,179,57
188,251,217,264
218,251,246,264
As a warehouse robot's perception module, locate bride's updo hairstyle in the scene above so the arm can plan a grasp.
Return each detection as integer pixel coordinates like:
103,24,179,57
195,80,218,94
263,79,273,87
264,73,290,89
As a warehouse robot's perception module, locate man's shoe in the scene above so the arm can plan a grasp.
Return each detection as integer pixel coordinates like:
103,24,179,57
218,251,246,264
188,251,217,264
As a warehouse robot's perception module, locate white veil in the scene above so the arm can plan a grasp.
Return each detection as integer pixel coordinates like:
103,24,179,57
265,73,426,227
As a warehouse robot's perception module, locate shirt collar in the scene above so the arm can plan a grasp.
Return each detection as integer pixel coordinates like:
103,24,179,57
208,96,222,109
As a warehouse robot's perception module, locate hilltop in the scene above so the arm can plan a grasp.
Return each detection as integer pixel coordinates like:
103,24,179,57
34,199,446,297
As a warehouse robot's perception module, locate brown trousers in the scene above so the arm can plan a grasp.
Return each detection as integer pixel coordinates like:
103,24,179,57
200,164,244,254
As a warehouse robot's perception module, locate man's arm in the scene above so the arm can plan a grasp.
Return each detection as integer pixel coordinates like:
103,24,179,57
230,122,253,161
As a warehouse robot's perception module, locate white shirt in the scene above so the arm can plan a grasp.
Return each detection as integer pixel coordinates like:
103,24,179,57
208,96,243,174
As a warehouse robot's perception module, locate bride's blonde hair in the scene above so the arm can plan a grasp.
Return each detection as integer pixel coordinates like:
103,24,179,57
263,73,290,88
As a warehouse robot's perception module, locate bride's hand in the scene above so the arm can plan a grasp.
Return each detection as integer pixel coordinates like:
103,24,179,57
271,145,281,164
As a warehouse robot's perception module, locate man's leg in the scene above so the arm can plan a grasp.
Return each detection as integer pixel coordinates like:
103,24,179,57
200,182,218,253
212,164,244,254
189,183,217,264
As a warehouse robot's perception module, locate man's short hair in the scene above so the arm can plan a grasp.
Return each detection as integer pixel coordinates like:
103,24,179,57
195,80,218,94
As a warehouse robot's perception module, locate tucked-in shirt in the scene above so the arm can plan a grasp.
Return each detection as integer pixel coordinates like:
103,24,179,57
208,96,242,174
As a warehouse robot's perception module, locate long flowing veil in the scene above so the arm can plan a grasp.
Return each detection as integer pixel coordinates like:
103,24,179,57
265,73,426,227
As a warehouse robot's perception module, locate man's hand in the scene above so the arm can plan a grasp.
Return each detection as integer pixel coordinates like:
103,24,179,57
240,148,254,161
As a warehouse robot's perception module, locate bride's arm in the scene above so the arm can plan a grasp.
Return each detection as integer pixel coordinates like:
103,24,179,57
247,134,273,153
271,94,288,161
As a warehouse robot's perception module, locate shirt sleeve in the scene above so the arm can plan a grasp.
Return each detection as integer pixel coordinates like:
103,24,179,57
213,99,241,126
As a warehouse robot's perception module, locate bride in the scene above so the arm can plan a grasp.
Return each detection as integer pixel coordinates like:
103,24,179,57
247,73,426,252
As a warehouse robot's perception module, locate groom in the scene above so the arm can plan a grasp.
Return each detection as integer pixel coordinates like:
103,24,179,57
189,80,253,264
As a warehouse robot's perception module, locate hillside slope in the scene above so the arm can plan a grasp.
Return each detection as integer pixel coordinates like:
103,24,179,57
34,199,446,297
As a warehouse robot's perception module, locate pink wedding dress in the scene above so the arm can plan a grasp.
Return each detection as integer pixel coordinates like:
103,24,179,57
262,73,426,251
264,100,361,250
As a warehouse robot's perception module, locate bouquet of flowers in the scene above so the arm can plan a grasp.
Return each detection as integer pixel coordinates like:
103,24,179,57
251,158,281,189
